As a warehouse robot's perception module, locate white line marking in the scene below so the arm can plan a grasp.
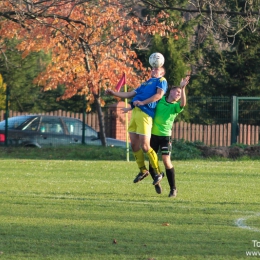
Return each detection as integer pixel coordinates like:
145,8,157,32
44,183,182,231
235,212,260,232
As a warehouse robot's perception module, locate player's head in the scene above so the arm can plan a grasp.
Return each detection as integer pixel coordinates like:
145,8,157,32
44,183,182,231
166,85,182,101
151,66,165,78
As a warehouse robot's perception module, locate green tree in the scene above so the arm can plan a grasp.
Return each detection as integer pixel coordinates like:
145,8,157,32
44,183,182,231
190,30,260,97
0,39,51,112
148,34,189,86
140,7,193,86
183,23,260,124
37,86,86,113
140,9,195,122
0,39,87,113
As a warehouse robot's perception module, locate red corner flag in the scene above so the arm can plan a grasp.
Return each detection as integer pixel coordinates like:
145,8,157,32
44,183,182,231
115,73,126,92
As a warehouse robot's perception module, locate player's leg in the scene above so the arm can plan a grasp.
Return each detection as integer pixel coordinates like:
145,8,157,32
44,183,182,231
128,108,149,183
139,133,163,182
132,107,161,183
134,110,162,178
162,156,177,197
167,169,177,197
130,133,150,183
132,108,163,183
149,134,162,194
161,138,177,197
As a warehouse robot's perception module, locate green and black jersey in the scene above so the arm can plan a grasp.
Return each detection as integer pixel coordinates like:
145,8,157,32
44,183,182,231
151,96,183,136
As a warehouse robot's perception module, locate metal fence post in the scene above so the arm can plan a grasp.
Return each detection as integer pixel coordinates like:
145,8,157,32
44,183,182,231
231,96,238,145
82,94,86,144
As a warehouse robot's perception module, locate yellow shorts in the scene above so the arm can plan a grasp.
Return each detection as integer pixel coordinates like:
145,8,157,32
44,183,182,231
128,107,153,136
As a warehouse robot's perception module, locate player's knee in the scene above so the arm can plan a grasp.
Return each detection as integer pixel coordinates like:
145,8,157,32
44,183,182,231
140,143,150,153
131,142,140,152
165,161,173,169
162,155,172,168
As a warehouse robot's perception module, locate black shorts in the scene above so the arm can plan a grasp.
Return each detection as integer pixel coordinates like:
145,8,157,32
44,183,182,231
150,134,172,155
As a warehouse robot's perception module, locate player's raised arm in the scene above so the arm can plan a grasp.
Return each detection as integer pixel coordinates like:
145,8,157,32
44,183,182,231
179,75,190,107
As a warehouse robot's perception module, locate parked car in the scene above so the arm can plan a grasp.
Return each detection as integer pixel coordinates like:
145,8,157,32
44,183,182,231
0,115,127,148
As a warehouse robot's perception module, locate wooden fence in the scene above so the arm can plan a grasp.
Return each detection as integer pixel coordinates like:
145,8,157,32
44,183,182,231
1,109,259,146
172,122,259,146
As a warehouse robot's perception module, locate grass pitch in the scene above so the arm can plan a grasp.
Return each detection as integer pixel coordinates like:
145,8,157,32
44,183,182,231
0,158,260,259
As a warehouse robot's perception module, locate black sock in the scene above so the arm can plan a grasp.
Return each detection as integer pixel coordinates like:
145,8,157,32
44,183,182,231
149,164,156,180
166,167,176,190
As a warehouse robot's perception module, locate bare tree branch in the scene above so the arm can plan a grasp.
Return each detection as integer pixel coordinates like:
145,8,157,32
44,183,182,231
136,0,260,43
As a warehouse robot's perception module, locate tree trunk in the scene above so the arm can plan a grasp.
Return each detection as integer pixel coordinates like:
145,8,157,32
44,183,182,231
94,93,107,147
80,39,106,145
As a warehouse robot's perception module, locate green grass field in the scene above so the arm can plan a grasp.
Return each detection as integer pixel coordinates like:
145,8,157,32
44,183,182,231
0,156,260,259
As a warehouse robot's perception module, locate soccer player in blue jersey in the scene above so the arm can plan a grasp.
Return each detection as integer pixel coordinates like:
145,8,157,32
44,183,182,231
106,67,167,183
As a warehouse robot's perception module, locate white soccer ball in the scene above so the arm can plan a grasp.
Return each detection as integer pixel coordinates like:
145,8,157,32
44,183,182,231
149,52,165,68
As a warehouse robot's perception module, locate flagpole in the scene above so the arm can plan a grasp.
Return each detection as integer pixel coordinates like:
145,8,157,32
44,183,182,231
124,83,129,162
115,72,129,162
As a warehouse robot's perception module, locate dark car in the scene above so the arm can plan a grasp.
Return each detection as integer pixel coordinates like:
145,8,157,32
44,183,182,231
0,115,127,148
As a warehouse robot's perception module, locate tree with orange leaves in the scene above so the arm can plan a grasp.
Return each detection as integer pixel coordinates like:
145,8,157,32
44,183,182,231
0,0,178,145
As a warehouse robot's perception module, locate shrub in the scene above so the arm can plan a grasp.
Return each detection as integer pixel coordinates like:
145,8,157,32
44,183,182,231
171,139,202,160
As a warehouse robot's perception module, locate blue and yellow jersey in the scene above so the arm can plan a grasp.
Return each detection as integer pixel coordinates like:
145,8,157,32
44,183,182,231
132,77,168,118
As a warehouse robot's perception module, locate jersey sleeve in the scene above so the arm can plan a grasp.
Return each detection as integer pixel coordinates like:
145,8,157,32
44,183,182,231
158,77,168,93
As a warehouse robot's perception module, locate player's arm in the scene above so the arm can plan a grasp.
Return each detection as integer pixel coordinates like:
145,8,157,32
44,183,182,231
180,75,190,107
133,88,165,106
105,89,136,99
121,107,132,113
180,86,186,107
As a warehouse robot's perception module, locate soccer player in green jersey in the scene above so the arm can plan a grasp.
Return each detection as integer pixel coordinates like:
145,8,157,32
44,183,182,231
151,75,190,197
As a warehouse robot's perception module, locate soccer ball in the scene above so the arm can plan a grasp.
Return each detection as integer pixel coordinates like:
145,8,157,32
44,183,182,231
149,52,165,68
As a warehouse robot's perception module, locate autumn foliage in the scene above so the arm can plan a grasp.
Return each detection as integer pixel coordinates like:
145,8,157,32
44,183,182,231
0,0,178,110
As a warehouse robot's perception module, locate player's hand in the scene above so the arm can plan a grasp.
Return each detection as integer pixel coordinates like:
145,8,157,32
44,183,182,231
105,89,115,95
121,107,131,114
180,74,190,88
133,100,144,106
